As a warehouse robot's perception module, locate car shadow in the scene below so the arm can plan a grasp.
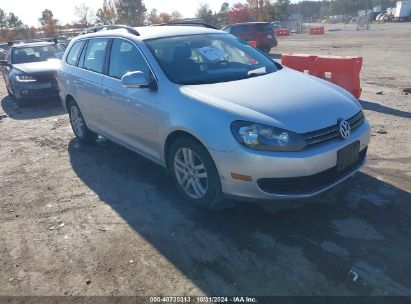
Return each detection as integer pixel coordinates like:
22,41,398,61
360,99,411,119
0,95,65,120
68,138,411,295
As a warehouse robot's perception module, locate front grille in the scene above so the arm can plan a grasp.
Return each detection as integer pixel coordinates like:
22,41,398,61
303,111,365,146
34,74,55,81
257,148,367,195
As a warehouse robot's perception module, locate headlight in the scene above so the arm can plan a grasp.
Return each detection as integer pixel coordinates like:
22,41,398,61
16,75,36,82
231,121,306,152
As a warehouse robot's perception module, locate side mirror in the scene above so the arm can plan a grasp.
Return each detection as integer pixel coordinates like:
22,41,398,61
0,60,9,66
121,71,150,89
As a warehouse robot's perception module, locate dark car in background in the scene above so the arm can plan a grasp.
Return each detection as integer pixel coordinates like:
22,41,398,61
0,43,8,60
222,22,278,53
0,39,64,102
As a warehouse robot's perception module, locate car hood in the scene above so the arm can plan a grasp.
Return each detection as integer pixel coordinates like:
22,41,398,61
13,59,60,75
181,68,361,133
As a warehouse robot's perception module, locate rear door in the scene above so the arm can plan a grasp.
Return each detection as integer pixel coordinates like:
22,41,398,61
75,38,109,132
100,38,160,160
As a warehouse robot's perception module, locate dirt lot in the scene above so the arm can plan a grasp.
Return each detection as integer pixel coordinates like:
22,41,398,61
1,23,410,297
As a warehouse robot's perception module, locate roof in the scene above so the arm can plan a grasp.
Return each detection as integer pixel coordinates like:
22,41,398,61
10,41,56,48
79,25,224,41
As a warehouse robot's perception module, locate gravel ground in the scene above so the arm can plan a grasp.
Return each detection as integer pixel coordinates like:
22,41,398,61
0,23,410,297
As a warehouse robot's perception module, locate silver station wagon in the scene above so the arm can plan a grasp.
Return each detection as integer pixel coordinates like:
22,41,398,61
58,24,370,208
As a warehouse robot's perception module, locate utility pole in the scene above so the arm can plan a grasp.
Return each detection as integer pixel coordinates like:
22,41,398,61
365,0,370,30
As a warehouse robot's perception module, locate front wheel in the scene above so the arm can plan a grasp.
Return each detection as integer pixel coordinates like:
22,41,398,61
68,100,97,143
168,137,222,209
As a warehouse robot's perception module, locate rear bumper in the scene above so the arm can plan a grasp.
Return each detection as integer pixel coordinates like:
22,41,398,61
257,40,278,48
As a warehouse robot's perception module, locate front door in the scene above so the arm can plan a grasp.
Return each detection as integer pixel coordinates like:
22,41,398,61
100,38,160,160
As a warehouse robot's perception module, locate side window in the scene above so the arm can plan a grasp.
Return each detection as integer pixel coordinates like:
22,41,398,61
66,41,84,66
108,39,150,80
82,38,109,74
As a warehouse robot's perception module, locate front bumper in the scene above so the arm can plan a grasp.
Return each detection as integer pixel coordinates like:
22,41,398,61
210,120,371,201
14,80,59,99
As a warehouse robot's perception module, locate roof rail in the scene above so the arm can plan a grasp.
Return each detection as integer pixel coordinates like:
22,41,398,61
8,38,58,46
81,25,140,36
153,20,218,30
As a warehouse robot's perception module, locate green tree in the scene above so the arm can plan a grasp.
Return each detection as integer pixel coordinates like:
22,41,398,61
7,12,25,30
0,9,7,29
38,9,59,37
115,0,146,26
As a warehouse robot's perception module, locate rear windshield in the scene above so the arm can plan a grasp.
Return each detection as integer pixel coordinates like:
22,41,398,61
234,23,273,32
11,45,64,64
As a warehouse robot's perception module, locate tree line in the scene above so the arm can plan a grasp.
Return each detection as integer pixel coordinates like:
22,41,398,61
0,0,399,41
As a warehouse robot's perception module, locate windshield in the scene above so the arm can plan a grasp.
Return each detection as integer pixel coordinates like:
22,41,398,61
11,45,64,64
145,33,280,85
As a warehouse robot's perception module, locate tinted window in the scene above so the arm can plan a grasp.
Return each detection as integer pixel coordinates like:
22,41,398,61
108,39,149,79
66,41,84,66
83,38,108,74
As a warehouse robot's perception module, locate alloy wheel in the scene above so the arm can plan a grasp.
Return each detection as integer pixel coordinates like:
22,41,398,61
70,105,85,138
174,147,208,199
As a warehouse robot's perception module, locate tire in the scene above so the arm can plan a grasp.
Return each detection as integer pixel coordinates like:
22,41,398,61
168,136,223,209
68,99,97,143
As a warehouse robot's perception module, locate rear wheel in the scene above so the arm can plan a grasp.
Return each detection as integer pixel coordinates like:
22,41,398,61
168,137,222,209
68,100,97,143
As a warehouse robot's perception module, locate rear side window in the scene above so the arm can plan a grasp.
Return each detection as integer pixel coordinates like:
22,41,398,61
83,38,109,74
66,41,84,66
108,39,149,79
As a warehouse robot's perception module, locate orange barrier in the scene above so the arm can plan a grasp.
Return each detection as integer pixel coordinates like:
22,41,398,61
281,54,363,99
275,28,290,37
247,40,257,47
309,27,325,35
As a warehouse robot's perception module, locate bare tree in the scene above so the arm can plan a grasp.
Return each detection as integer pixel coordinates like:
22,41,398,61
96,0,117,24
75,3,95,27
170,11,183,21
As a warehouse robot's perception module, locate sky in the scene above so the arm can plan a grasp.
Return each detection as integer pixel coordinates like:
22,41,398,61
0,0,245,27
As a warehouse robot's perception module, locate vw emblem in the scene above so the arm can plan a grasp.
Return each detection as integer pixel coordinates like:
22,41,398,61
338,119,351,139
